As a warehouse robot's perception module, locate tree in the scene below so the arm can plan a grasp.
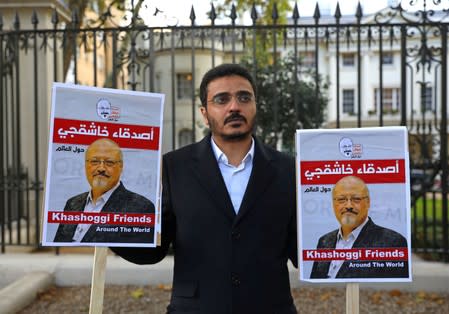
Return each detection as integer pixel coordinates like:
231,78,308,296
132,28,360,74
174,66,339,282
63,0,141,80
241,54,329,153
217,0,328,152
220,2,329,152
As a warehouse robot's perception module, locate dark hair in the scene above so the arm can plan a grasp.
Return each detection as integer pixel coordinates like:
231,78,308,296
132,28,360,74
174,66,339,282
199,63,257,107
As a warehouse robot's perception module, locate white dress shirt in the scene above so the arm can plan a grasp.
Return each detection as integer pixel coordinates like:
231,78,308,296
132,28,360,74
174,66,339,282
211,137,255,214
71,181,120,242
327,217,369,278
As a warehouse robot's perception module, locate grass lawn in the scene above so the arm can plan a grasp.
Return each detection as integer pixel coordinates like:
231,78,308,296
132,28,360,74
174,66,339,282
411,195,448,262
412,197,447,221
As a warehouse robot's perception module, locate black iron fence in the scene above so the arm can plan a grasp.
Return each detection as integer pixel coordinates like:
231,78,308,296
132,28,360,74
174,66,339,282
0,1,448,262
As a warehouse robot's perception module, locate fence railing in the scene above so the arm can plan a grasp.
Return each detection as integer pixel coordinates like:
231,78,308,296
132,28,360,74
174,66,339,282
0,1,447,262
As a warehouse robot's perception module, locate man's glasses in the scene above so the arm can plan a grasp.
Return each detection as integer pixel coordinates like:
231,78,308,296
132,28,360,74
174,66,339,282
86,159,122,167
208,92,255,105
333,196,368,205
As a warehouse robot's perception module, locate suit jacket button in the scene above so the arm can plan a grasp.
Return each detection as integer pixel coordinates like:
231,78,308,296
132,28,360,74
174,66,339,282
231,274,241,286
232,230,241,240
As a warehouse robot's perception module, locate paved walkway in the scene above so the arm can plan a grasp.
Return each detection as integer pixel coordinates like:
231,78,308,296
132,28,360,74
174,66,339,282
0,250,448,313
1,251,448,289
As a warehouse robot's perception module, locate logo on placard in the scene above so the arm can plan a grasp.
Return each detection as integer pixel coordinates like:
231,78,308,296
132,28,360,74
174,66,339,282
96,98,120,121
339,137,362,158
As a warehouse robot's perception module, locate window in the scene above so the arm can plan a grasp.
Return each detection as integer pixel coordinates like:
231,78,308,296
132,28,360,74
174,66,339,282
178,129,193,147
342,89,355,114
299,51,316,68
342,53,355,66
177,73,193,100
381,52,394,65
422,86,433,111
374,88,401,113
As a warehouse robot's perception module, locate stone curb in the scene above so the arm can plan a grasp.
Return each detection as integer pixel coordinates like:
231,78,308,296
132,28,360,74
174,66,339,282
0,271,54,314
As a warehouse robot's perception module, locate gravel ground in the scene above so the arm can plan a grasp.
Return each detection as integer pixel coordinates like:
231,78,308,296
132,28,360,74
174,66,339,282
18,285,449,314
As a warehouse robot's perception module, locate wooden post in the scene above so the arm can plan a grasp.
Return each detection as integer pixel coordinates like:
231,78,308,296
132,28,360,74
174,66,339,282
89,247,108,314
346,283,359,314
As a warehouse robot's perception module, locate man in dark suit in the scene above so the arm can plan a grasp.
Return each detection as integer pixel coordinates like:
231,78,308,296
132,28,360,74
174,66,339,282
111,64,298,314
53,138,155,243
310,175,409,279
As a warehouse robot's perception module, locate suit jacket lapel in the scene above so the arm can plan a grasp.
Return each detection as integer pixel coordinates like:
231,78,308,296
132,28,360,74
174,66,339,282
100,182,126,213
352,217,374,248
311,230,337,278
234,138,275,226
57,193,88,242
191,136,236,221
58,224,78,242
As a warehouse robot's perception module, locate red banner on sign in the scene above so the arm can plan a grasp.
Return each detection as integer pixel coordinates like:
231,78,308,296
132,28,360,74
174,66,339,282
48,211,155,227
300,159,405,184
302,248,408,261
53,118,160,150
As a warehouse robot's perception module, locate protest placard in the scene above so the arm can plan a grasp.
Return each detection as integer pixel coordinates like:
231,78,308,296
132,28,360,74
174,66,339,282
297,127,412,282
42,83,164,247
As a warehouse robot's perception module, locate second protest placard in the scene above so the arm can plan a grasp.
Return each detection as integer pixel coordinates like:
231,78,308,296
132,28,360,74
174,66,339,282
297,126,412,282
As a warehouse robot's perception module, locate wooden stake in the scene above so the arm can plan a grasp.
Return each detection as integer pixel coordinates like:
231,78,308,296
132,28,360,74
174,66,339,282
346,283,359,314
89,247,108,314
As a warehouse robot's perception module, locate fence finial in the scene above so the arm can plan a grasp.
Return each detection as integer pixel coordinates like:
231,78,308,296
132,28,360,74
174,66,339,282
313,2,321,21
230,4,237,24
209,3,216,24
190,5,196,24
51,8,59,25
71,8,79,26
272,3,279,22
13,12,20,30
292,2,300,21
31,10,39,26
334,2,342,21
356,1,363,20
251,3,258,23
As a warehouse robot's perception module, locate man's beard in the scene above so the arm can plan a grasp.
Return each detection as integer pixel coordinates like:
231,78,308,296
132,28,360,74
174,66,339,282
341,214,357,226
207,112,255,142
92,174,110,189
221,130,252,141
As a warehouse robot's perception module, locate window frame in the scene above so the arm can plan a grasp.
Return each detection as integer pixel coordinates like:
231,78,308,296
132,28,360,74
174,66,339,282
178,129,193,147
342,53,355,67
374,87,401,113
422,85,433,112
381,52,394,65
342,89,355,114
299,51,316,68
176,73,193,100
